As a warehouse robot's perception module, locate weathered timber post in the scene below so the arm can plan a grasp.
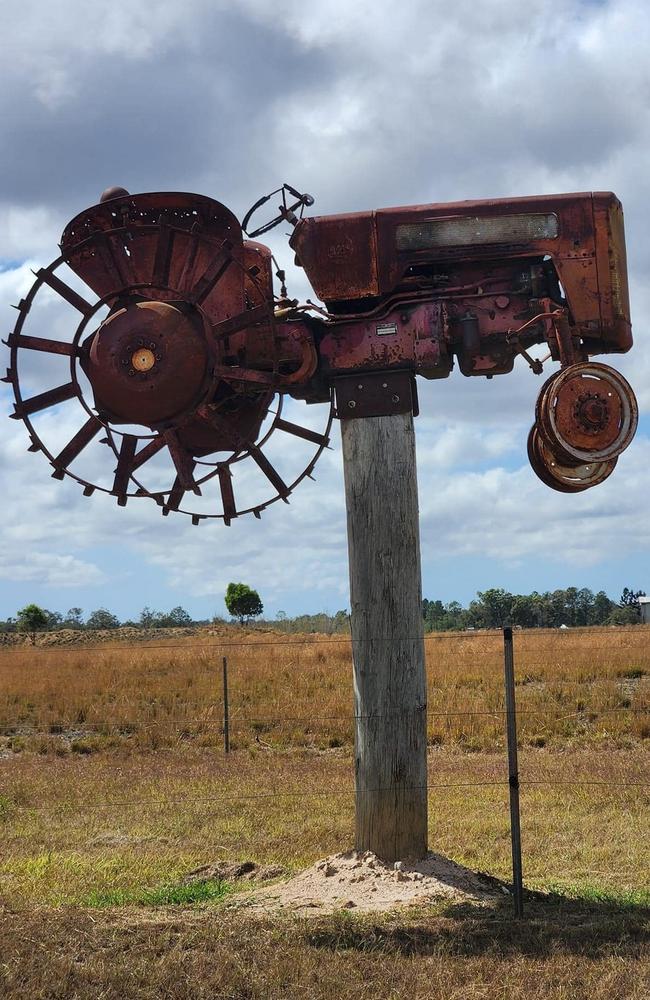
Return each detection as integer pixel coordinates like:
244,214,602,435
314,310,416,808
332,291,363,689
340,405,428,862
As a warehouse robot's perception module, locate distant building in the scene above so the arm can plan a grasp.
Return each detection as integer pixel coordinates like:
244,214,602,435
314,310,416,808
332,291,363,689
640,596,650,625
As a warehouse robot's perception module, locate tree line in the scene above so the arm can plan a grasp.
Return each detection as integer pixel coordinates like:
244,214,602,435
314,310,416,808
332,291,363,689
422,586,646,631
2,582,268,638
272,587,646,633
1,585,645,643
1,604,198,637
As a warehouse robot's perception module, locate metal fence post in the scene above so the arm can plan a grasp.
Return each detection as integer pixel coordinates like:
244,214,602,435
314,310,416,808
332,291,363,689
503,626,524,917
222,656,230,754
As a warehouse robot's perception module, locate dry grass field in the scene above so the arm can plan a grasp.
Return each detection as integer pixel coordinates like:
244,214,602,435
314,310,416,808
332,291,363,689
1,625,649,750
1,625,649,998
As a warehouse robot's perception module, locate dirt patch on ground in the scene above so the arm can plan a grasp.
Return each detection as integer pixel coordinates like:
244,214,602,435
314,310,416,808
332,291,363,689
184,860,288,884
236,851,503,915
0,624,233,648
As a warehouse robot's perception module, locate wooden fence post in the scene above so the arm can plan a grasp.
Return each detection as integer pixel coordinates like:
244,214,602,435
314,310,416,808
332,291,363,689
341,411,428,862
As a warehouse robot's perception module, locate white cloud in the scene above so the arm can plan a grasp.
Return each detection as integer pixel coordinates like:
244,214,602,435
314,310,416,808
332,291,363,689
1,0,649,615
0,551,105,587
416,423,520,470
0,209,63,265
419,438,650,568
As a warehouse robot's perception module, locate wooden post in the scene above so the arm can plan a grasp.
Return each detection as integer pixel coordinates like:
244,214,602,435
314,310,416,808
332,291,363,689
341,411,428,862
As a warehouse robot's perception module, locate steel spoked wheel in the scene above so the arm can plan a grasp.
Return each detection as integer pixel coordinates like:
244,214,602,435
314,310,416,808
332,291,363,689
3,210,330,524
527,425,617,493
535,363,637,464
155,390,334,524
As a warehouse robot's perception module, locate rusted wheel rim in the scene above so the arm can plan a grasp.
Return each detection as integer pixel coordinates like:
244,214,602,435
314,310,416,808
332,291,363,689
6,221,331,523
527,425,618,493
536,363,637,463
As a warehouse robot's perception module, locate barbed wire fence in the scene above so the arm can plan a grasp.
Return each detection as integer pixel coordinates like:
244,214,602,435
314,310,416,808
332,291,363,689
0,626,648,916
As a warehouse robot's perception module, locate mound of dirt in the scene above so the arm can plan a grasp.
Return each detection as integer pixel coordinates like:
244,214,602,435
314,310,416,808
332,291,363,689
184,860,287,884
0,623,274,648
237,850,504,914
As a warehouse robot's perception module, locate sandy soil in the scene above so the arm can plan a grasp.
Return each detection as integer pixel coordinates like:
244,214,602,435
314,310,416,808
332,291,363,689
235,851,504,915
0,625,229,648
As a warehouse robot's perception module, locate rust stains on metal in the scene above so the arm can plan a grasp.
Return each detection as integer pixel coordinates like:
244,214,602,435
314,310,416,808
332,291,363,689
291,191,632,356
6,186,638,518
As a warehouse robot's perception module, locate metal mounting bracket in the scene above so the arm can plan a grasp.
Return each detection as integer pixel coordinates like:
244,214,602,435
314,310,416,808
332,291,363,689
334,371,419,420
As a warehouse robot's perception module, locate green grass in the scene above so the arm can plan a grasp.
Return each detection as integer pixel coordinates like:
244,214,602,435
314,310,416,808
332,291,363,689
545,882,650,909
1,746,648,907
84,877,232,908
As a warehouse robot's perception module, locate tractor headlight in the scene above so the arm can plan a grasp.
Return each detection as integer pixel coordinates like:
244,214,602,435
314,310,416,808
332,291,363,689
396,213,559,251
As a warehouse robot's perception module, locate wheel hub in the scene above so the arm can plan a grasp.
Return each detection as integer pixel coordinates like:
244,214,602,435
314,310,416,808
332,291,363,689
131,347,156,373
574,392,609,433
553,374,621,451
81,299,212,426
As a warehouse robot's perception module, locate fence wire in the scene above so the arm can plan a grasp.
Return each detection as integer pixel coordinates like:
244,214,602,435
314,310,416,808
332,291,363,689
10,778,650,814
0,703,647,736
0,624,649,656
1,625,648,914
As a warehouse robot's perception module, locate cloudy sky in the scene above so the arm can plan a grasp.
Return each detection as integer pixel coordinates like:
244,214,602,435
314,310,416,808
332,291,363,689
1,0,649,623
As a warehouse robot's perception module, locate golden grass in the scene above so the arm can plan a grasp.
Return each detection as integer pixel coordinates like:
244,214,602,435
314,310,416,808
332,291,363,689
1,627,649,997
0,625,648,751
0,626,647,904
1,899,648,1000
1,898,649,1000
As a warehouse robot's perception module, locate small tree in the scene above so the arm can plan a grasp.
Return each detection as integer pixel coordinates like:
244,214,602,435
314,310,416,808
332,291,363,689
17,604,49,645
63,607,84,630
225,583,263,625
86,608,120,630
620,587,646,618
167,606,192,627
43,609,63,630
139,606,157,628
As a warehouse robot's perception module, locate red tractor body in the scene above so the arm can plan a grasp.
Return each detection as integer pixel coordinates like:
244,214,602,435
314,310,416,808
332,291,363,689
291,192,631,383
5,186,638,515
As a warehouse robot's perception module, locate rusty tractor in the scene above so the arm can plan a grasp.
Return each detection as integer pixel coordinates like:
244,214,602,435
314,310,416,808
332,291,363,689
4,184,637,521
